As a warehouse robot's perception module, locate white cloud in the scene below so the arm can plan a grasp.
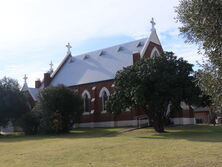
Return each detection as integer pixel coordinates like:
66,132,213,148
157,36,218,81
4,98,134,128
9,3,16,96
0,0,179,45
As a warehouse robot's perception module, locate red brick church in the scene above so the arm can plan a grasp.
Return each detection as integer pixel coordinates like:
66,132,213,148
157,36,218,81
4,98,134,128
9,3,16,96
22,19,207,128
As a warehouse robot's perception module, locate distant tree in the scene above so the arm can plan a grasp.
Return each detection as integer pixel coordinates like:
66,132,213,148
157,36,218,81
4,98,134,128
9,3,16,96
0,77,29,128
107,52,201,132
176,0,222,112
34,85,83,134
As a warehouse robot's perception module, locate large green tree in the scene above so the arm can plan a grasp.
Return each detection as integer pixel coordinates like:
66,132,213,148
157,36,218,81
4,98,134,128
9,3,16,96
176,0,222,112
33,85,83,134
0,77,29,128
107,52,200,132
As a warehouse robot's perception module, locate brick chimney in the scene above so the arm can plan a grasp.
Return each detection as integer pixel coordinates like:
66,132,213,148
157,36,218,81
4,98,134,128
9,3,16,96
35,80,41,88
133,51,141,64
43,73,51,87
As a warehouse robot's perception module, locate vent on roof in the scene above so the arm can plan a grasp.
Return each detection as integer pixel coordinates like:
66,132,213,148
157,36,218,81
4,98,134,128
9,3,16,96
83,54,90,60
137,42,143,47
117,46,124,52
99,50,105,56
69,57,74,63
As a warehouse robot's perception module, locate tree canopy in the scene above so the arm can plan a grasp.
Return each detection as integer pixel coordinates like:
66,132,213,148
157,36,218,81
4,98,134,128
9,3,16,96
107,52,201,132
176,0,222,62
0,77,29,127
32,85,83,134
176,0,222,112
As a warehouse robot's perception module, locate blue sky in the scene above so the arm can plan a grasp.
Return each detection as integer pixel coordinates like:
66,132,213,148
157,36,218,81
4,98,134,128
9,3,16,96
0,0,203,87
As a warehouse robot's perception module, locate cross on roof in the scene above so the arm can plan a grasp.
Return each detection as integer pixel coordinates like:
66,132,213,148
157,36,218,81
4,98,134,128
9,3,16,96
150,17,156,31
66,43,72,55
49,61,53,71
23,74,28,84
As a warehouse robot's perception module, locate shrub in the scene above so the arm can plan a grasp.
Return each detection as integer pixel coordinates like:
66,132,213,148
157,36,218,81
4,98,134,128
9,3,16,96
19,112,40,135
35,85,83,134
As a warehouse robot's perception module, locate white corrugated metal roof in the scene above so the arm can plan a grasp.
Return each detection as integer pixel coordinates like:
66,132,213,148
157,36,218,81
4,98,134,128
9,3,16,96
21,83,40,101
50,38,147,87
28,88,40,101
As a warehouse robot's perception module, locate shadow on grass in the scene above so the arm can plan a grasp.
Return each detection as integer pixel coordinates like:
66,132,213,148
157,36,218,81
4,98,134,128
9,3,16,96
138,125,222,143
0,128,122,143
1,125,222,143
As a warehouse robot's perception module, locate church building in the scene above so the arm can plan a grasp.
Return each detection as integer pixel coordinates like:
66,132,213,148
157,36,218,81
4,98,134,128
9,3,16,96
22,19,197,128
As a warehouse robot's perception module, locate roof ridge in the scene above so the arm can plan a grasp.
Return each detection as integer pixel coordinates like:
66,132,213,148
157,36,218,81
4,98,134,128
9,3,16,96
73,38,146,58
49,38,147,87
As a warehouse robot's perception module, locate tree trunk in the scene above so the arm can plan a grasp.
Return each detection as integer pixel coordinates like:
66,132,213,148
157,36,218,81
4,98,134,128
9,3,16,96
152,111,166,133
153,119,165,133
145,107,166,133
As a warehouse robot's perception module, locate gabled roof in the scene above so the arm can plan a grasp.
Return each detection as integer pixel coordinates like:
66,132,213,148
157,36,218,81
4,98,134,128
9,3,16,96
50,38,147,87
21,83,39,101
192,106,209,112
28,88,40,101
141,29,161,57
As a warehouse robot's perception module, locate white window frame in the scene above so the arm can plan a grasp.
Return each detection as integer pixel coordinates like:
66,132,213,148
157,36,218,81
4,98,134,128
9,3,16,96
150,47,160,58
81,90,91,115
99,87,110,113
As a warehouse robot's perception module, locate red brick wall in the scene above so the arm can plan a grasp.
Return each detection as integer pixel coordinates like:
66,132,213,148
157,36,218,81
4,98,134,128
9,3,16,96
35,80,41,88
143,42,163,58
194,111,210,124
172,108,194,118
133,52,141,64
70,80,113,123
69,80,146,123
44,73,51,87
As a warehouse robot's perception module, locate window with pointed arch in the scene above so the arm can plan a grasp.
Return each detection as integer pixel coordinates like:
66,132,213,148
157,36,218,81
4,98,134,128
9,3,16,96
102,91,108,111
151,47,160,58
99,87,110,112
82,90,91,113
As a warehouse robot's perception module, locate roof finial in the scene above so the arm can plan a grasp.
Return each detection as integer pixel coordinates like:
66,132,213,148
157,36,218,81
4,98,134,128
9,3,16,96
150,17,156,31
66,43,72,55
49,61,53,73
23,74,28,84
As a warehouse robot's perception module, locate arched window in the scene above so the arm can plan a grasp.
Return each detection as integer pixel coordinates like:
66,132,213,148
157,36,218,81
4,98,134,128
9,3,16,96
82,90,91,113
150,47,160,58
83,93,90,113
99,87,110,112
102,91,108,111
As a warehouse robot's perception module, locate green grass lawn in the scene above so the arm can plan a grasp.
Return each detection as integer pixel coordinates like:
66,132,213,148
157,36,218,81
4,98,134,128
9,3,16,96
0,125,222,167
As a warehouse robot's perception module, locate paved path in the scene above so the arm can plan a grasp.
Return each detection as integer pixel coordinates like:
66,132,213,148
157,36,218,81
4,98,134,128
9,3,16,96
105,127,137,136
